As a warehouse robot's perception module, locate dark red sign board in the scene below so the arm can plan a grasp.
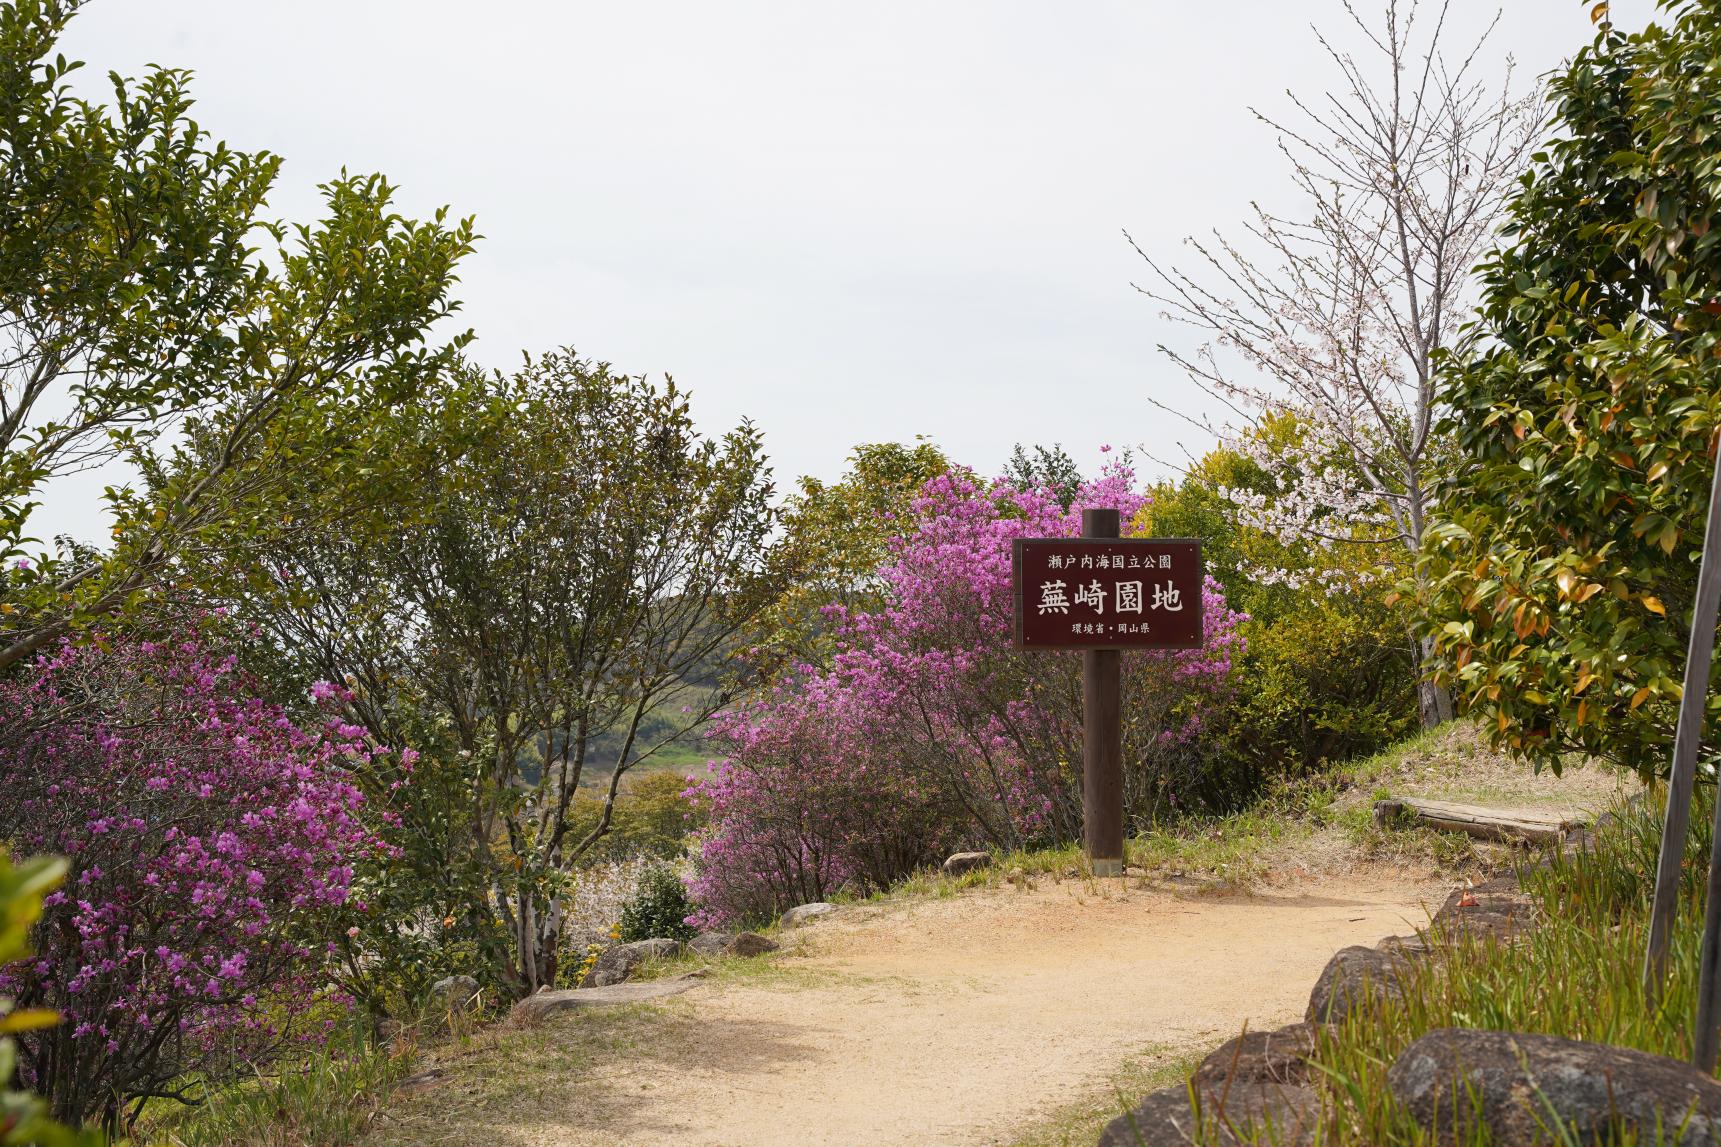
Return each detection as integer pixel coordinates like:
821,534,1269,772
1012,538,1203,650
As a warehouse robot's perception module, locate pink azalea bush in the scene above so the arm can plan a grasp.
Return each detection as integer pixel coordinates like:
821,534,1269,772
0,636,380,1127
688,464,1245,926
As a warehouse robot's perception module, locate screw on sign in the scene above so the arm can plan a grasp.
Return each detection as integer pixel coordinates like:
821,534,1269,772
1011,509,1203,876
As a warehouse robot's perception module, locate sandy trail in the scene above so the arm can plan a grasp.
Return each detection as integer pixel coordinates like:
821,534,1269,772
442,868,1447,1147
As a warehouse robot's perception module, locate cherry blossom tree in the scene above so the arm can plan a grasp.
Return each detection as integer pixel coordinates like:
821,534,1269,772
1132,0,1541,725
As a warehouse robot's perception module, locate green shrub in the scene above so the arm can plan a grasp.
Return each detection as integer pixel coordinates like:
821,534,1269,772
616,864,697,943
1419,0,1721,775
1135,441,1417,811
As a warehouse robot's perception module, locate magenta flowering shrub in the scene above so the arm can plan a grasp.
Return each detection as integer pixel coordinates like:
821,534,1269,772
688,462,1245,926
0,636,379,1127
686,679,963,926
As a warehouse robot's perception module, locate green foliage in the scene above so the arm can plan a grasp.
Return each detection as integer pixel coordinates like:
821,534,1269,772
754,438,949,672
0,851,95,1147
1001,442,1084,510
616,864,697,944
220,352,780,998
0,0,474,674
1219,603,1418,781
1140,440,1417,792
570,770,705,868
1419,1,1721,777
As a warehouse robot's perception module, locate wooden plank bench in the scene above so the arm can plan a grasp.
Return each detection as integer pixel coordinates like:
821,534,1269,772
1372,797,1587,845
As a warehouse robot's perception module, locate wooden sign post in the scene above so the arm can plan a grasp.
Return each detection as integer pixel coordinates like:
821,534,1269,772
1013,515,1203,877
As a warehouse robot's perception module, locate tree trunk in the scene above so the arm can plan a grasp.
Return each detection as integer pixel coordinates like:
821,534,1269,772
1416,633,1455,729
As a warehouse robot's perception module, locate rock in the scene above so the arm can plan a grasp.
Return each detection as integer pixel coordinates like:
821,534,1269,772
510,974,703,1022
1375,933,1431,957
688,931,733,957
726,931,778,957
579,937,684,988
688,930,777,957
428,973,480,1010
1428,876,1536,945
1388,1028,1721,1145
942,851,993,877
1192,1022,1319,1090
1097,1081,1319,1146
1305,944,1411,1025
781,902,838,928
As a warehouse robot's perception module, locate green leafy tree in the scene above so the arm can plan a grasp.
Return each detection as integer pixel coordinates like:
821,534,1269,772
754,438,948,672
0,0,474,671
1418,0,1721,775
570,770,706,868
1001,443,1084,510
226,353,781,999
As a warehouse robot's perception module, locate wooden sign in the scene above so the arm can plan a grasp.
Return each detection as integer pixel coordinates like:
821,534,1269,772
1012,537,1203,650
1011,517,1204,878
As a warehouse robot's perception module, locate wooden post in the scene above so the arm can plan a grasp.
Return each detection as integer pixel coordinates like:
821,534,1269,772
1696,779,1721,1071
1685,453,1721,1067
1082,507,1124,877
1646,453,1721,1016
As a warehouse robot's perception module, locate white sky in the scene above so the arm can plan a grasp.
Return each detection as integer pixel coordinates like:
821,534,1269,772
44,0,1655,542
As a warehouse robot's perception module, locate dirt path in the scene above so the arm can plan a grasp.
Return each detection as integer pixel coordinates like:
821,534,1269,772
390,868,1448,1147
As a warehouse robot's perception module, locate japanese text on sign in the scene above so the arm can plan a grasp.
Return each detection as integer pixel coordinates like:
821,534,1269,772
1012,538,1203,650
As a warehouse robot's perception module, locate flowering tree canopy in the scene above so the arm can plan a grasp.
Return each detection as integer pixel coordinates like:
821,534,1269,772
0,636,378,1128
689,462,1244,926
1133,1,1542,725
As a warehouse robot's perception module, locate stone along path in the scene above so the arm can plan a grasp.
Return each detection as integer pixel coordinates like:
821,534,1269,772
374,868,1447,1147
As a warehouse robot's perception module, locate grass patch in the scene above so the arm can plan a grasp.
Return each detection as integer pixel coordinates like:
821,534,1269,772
362,1003,681,1146
1255,782,1708,1144
136,1021,415,1147
1006,1047,1202,1147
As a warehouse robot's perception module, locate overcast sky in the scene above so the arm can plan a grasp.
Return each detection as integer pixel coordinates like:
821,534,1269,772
46,0,1655,541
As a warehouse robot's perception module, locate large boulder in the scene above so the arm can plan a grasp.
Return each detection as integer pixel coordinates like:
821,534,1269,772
942,851,993,877
579,937,684,988
511,974,703,1023
1192,1022,1319,1090
1305,945,1410,1025
781,902,838,928
1305,944,1412,1026
1097,1081,1319,1146
1388,1028,1721,1145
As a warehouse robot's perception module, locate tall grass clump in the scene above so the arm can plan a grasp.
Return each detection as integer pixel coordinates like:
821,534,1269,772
134,1019,414,1147
1299,784,1706,1144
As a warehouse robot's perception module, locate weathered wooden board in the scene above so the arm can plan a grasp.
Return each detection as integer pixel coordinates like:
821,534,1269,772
1372,797,1587,845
